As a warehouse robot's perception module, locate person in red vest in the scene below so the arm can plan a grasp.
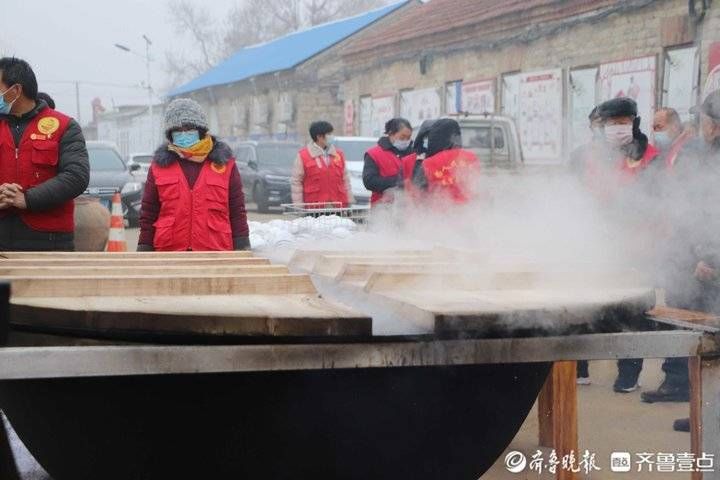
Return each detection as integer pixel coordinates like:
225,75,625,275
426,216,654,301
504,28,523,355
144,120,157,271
291,121,353,207
403,118,480,205
580,97,660,394
653,107,694,170
137,98,250,251
363,117,413,206
0,57,90,251
582,97,660,202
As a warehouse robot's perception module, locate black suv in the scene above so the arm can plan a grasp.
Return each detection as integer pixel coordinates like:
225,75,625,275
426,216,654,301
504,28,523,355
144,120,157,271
234,141,301,213
84,141,144,226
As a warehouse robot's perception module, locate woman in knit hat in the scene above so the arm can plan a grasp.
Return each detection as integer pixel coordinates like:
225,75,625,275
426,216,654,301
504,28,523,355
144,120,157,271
137,98,250,251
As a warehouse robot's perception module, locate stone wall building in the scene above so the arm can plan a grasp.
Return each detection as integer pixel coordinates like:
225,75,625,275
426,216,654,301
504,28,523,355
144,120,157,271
339,0,720,163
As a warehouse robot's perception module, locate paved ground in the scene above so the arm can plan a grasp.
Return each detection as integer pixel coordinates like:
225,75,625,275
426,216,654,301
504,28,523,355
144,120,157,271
486,359,691,479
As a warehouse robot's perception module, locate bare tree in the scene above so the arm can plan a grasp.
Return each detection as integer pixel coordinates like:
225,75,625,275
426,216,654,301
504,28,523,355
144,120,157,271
165,0,392,87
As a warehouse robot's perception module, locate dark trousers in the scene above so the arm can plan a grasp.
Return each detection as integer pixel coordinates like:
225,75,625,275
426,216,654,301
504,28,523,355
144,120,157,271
0,215,74,251
617,358,643,382
661,357,690,387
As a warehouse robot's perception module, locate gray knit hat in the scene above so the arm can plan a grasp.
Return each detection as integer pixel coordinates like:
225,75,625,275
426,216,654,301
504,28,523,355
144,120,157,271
164,98,209,132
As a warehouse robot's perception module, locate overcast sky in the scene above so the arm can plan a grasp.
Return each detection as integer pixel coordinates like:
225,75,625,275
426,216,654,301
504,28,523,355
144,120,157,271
3,0,236,125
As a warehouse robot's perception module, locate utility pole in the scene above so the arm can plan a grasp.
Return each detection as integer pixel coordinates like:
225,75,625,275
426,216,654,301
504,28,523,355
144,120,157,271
143,35,154,146
75,81,82,125
115,36,155,149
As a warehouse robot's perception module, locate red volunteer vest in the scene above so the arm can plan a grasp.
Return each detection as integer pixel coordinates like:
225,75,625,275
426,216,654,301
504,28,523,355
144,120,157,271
401,153,425,203
151,158,235,251
584,144,659,200
299,146,348,207
665,132,693,170
367,144,403,205
0,107,73,232
423,149,480,204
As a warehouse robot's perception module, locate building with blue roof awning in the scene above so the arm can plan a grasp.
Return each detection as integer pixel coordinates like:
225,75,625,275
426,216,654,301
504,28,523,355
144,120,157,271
169,1,410,142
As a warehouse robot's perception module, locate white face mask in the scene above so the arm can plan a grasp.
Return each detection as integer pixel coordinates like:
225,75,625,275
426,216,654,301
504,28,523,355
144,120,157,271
604,124,634,147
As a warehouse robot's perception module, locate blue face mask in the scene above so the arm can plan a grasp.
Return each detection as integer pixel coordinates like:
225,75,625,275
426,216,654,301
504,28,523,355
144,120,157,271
654,131,673,152
392,139,412,151
172,130,201,149
325,135,336,146
0,85,17,115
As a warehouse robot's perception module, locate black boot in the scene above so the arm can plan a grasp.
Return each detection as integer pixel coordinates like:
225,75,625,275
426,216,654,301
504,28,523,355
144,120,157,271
641,380,689,403
673,417,690,432
613,359,642,393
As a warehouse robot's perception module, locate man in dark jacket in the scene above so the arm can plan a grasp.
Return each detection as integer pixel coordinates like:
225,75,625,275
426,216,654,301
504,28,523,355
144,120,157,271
644,90,720,431
0,57,89,251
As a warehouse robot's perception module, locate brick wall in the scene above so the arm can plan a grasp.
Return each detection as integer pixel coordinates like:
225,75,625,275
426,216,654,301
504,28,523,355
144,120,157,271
342,0,719,135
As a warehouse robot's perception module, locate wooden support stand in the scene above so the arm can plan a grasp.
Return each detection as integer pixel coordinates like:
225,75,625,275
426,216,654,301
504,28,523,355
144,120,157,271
690,356,720,480
538,361,578,480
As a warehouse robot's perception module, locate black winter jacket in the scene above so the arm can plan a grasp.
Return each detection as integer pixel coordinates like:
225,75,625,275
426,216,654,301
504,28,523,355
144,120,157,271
0,100,89,251
362,136,411,193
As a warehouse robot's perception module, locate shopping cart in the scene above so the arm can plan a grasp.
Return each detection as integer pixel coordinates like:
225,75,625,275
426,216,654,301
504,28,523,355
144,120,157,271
281,202,371,223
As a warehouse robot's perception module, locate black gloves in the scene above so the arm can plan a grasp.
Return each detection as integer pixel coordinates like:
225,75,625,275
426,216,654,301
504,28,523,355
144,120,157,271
233,236,251,251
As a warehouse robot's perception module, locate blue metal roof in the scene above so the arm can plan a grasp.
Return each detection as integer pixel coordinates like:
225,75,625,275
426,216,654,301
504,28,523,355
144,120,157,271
169,2,407,97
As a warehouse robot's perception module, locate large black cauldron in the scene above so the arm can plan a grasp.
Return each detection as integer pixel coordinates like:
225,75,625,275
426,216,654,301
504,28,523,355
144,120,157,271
0,361,549,480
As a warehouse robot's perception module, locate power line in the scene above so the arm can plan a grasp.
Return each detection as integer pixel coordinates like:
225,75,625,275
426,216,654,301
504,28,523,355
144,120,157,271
44,80,144,89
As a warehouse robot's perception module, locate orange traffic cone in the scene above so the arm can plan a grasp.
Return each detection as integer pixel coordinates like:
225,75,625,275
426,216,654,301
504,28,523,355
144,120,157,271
106,192,127,252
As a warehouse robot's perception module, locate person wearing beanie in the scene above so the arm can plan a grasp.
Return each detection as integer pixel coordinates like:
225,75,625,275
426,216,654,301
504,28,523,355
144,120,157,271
402,118,480,205
137,98,250,251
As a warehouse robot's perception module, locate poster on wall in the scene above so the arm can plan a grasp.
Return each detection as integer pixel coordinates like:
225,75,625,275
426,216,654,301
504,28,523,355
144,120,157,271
461,80,495,114
517,69,563,163
446,81,461,115
371,95,396,138
401,88,441,129
359,97,372,137
344,100,355,136
501,73,520,119
663,47,698,121
704,42,720,99
275,93,294,123
598,56,656,134
569,68,598,151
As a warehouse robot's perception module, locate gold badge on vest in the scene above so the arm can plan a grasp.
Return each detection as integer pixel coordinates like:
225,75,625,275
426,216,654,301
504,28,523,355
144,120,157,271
37,117,61,138
210,163,227,174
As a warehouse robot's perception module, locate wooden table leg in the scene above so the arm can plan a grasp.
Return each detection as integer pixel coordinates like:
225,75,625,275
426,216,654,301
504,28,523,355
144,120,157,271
538,361,579,480
691,356,720,480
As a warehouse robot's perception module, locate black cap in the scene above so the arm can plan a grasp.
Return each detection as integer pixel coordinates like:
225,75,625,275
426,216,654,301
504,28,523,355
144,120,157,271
427,118,462,157
597,97,638,120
